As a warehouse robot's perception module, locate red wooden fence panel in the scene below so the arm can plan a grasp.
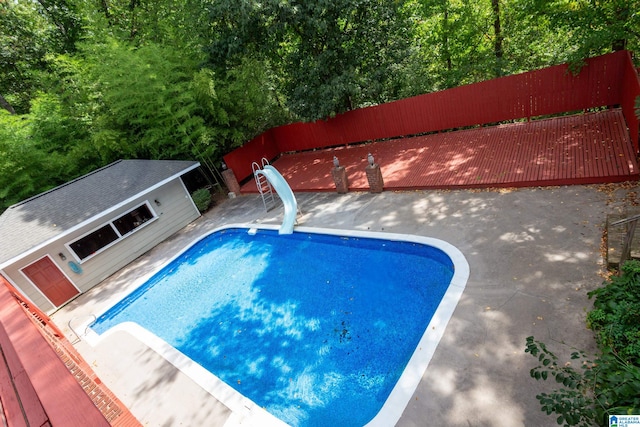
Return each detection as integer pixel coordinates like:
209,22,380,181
224,51,635,182
223,130,281,185
621,51,640,152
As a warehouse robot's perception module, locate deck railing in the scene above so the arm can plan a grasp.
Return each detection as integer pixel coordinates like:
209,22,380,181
224,50,640,183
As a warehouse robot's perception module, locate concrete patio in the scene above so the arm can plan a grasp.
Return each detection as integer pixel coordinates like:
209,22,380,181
51,183,635,426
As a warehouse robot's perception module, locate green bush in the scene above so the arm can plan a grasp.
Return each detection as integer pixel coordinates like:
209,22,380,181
526,260,640,426
526,337,640,427
191,188,212,213
587,260,640,366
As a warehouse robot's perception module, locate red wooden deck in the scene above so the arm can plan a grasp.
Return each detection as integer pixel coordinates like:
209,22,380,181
240,109,638,193
0,276,141,427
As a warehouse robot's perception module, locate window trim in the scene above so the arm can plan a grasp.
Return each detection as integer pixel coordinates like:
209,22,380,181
66,201,158,264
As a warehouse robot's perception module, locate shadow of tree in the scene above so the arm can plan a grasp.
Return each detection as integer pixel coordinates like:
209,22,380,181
240,110,635,193
52,181,634,426
307,187,603,427
94,227,454,426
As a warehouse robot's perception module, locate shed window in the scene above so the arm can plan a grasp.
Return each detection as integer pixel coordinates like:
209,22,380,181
69,225,119,260
68,202,157,262
113,204,153,236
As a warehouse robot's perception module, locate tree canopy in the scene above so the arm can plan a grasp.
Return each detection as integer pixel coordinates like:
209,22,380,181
206,0,414,120
0,0,638,211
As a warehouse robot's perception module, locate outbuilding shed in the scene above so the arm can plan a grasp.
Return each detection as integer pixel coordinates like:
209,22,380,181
0,159,203,314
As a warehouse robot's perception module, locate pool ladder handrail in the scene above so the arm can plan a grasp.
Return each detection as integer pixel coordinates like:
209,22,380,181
252,158,276,212
609,213,640,272
68,314,97,344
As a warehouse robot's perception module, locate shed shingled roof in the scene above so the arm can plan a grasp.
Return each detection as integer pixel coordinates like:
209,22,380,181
0,159,200,265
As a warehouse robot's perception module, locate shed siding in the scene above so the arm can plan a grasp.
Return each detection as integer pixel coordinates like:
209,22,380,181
5,178,200,313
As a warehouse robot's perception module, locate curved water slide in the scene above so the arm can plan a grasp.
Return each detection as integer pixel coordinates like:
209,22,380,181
254,165,298,234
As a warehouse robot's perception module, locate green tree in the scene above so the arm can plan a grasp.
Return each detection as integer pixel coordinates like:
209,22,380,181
490,0,504,76
80,40,208,161
33,0,83,53
77,38,287,164
499,0,575,72
0,111,39,209
0,109,75,211
82,0,206,48
192,57,292,155
0,1,51,114
0,0,83,114
520,0,640,65
206,0,414,121
410,0,494,90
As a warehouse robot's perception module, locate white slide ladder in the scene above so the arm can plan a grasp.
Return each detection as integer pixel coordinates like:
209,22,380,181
253,162,298,234
252,158,276,212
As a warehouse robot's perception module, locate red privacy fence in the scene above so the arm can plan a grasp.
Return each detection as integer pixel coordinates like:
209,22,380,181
224,50,640,183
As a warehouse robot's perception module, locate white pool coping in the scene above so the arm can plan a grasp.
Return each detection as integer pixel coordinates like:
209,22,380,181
82,224,469,427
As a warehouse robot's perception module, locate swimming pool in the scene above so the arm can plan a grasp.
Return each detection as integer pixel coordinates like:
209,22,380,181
88,225,469,426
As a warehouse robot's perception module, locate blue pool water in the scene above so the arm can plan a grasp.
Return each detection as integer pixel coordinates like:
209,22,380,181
91,228,455,426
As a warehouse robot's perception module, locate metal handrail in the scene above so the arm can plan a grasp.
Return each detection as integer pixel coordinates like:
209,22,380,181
68,314,96,344
610,213,640,227
610,214,640,271
252,158,275,212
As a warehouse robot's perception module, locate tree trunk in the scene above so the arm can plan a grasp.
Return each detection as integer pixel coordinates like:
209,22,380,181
612,4,629,51
0,94,16,115
491,0,503,77
612,39,627,51
129,0,138,39
99,0,113,25
443,8,452,72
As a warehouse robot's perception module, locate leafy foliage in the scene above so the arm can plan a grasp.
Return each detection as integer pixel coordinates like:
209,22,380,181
0,0,83,114
82,40,208,161
69,39,287,165
206,0,413,121
526,261,640,426
192,57,292,154
0,1,52,114
0,0,638,212
587,261,640,366
518,0,640,66
408,0,495,91
191,188,212,213
0,109,68,209
526,337,640,427
31,0,83,53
